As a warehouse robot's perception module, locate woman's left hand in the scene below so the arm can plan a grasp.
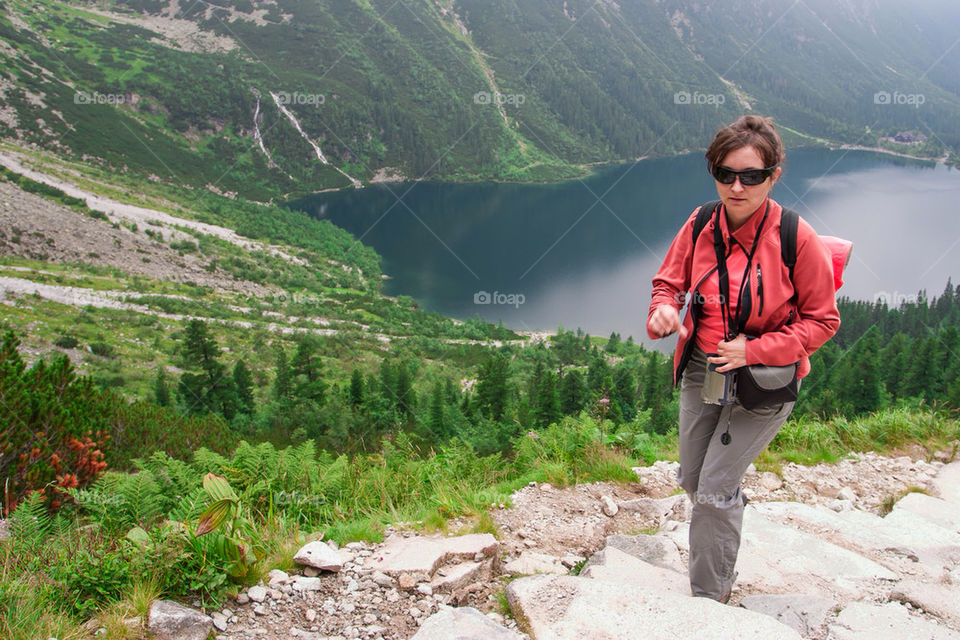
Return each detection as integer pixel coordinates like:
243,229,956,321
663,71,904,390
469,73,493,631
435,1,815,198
708,334,748,372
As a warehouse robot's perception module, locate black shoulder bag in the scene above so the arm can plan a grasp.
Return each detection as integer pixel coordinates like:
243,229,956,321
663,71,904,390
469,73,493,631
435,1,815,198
710,202,799,410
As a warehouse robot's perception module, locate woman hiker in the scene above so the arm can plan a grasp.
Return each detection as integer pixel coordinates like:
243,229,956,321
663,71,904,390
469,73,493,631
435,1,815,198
646,115,841,603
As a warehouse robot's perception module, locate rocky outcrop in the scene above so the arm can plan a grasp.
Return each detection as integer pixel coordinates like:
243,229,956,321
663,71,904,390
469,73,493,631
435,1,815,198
207,457,960,640
148,600,212,640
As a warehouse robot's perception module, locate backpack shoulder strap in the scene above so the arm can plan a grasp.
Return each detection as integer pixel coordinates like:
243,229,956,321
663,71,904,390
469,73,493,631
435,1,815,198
779,206,799,282
692,200,721,247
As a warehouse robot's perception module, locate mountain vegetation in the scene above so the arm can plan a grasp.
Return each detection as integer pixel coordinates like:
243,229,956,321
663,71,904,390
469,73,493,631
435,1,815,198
1,0,959,199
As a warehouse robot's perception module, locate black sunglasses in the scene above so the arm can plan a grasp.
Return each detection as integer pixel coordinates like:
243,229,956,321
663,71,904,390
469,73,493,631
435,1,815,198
711,164,779,186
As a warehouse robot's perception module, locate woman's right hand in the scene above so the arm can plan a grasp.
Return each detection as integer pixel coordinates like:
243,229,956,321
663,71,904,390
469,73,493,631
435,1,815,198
648,304,688,339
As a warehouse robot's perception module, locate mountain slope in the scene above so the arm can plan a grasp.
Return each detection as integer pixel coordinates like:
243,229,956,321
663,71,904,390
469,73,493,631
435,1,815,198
0,0,958,198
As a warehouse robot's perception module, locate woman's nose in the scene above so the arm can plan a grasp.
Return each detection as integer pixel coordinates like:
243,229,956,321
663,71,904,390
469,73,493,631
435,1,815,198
730,177,745,192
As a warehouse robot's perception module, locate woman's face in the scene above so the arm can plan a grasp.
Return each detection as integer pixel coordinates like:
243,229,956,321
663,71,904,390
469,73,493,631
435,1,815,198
715,145,781,225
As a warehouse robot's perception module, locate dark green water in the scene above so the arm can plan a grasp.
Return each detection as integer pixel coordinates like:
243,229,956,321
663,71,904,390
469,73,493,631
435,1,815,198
288,149,960,342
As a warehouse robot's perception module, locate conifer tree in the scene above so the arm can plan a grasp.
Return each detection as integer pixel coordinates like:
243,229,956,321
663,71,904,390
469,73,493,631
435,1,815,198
153,367,170,407
349,369,364,407
476,352,509,421
560,369,586,415
233,359,254,414
535,369,561,427
272,346,291,401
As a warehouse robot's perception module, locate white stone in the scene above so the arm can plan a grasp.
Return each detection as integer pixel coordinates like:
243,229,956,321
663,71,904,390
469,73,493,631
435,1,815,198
579,546,689,594
759,472,783,491
601,495,619,517
294,541,343,572
148,601,212,640
829,601,960,640
247,586,268,603
364,533,498,577
507,575,801,639
503,551,567,576
737,505,896,595
893,491,960,532
292,576,323,592
267,569,290,586
410,606,525,639
211,612,228,632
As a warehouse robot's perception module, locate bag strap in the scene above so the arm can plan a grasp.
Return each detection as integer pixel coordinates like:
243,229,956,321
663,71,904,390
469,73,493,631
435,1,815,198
779,206,799,283
694,200,799,284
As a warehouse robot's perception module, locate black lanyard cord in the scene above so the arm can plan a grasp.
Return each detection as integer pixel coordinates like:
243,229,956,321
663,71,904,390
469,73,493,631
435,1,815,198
713,200,770,341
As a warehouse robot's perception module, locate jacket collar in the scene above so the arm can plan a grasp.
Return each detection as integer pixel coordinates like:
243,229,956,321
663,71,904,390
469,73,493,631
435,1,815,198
718,198,777,248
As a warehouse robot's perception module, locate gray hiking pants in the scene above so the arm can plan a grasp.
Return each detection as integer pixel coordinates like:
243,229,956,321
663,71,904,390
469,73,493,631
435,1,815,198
677,347,796,600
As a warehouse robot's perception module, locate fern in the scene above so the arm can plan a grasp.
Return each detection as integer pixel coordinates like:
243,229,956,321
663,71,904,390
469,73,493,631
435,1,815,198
8,492,51,547
191,448,229,475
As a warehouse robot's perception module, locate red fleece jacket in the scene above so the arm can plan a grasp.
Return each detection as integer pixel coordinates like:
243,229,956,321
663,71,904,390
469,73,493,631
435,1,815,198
647,198,840,383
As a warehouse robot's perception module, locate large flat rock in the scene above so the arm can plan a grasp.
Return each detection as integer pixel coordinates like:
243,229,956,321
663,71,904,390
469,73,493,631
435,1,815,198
828,601,960,640
580,546,689,595
365,533,498,577
753,501,960,569
603,533,686,574
933,462,960,504
739,594,837,638
410,606,525,640
506,575,802,640
737,506,896,594
894,491,960,533
891,580,960,632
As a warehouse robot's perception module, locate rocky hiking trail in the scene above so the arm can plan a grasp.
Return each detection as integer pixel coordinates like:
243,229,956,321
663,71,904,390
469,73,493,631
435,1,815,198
145,452,960,640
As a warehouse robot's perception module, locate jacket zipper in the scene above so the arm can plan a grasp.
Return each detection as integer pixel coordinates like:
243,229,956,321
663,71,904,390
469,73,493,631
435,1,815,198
756,264,764,317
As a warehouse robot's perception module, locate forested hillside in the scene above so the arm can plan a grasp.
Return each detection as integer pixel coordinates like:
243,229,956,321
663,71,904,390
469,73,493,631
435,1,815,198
1,0,959,198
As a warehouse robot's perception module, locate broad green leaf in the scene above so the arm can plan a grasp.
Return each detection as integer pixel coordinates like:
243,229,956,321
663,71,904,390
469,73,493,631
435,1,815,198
203,473,238,502
125,526,152,549
196,499,234,536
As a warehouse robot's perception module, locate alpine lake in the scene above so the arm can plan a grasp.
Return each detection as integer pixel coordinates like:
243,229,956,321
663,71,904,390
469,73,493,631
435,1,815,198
288,149,960,345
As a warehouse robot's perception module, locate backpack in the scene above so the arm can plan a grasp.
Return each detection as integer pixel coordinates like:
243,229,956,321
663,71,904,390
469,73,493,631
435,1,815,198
691,200,851,292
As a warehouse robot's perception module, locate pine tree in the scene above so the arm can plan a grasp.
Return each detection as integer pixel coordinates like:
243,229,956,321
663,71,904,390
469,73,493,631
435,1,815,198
560,369,586,415
178,320,237,418
153,367,170,407
613,364,637,422
233,359,254,414
349,369,364,407
605,332,621,354
837,325,882,414
535,370,561,427
272,346,291,401
476,352,509,421
429,380,446,437
291,335,326,403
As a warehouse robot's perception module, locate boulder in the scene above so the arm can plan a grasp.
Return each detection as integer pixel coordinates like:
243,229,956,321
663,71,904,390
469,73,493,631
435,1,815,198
739,593,836,637
579,546,689,595
603,533,686,573
736,505,896,595
430,561,489,593
506,575,802,639
933,461,960,504
147,600,212,640
600,496,618,517
829,601,960,640
365,533,498,577
294,541,343,572
891,580,960,632
893,491,960,532
410,606,525,639
503,552,567,577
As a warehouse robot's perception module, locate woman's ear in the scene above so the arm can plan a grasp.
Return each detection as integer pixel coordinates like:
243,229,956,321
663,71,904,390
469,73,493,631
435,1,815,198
771,166,782,184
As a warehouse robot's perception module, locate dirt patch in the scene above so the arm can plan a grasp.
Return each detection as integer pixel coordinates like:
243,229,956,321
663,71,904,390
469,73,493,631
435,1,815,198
0,179,270,296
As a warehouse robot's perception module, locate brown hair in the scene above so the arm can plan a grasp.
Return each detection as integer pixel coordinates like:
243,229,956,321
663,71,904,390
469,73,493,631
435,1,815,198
705,115,785,172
